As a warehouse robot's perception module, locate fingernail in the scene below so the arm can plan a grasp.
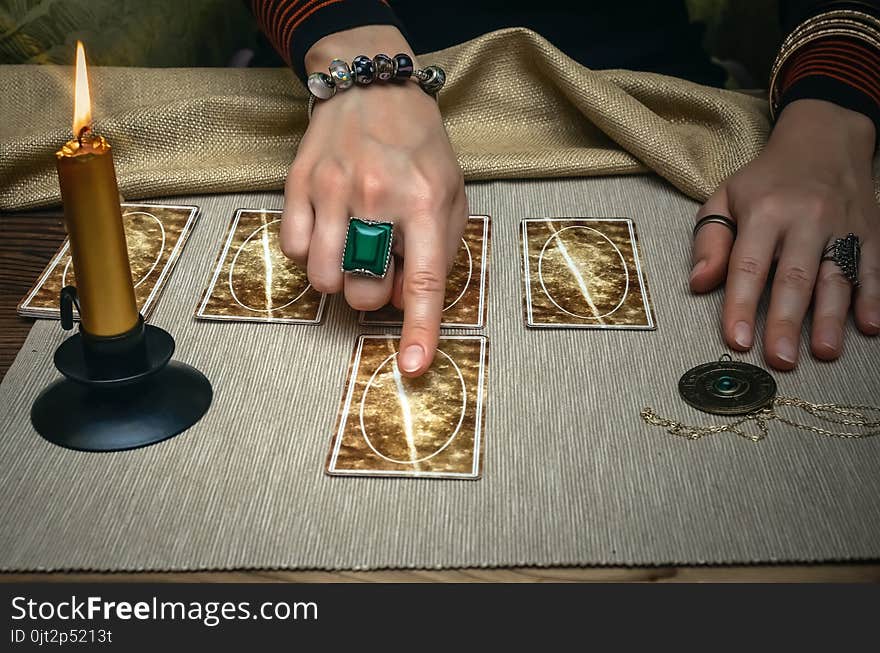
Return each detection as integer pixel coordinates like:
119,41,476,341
398,345,424,373
776,337,797,364
733,321,753,349
689,260,707,282
818,329,840,352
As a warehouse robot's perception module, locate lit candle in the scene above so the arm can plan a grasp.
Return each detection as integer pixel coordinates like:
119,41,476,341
55,41,138,337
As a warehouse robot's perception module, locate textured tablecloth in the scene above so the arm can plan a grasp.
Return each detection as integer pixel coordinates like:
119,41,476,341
1,176,879,572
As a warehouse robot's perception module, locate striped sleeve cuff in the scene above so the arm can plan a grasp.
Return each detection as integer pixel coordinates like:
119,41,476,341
777,36,880,130
251,0,403,84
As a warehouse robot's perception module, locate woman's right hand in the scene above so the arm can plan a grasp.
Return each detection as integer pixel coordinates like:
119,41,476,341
280,26,467,378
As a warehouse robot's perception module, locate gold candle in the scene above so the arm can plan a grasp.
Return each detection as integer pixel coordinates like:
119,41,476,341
55,41,138,337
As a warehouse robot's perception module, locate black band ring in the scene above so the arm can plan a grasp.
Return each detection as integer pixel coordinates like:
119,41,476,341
693,214,737,239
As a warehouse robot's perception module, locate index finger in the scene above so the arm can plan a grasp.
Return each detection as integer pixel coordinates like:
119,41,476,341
397,221,448,377
691,186,735,294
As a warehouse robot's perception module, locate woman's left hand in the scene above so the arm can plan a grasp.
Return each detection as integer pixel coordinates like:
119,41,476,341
690,98,879,370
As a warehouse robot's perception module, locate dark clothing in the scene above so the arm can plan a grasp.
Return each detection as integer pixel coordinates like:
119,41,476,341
373,2,726,87
250,0,880,130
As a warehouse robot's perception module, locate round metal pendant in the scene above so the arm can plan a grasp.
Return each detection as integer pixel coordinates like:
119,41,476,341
678,356,776,416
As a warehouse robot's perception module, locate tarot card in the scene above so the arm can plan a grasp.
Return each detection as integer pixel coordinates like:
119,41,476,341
326,335,489,479
18,203,199,320
359,215,490,328
520,218,655,329
196,208,326,324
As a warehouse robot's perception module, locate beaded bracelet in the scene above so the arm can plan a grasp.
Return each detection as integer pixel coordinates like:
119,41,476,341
306,53,446,118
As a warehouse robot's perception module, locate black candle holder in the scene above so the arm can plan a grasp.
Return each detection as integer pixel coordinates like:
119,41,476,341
30,286,212,452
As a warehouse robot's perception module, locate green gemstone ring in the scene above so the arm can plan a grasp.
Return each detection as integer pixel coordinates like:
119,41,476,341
342,217,394,278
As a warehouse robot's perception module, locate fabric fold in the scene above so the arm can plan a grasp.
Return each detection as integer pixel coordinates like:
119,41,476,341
0,27,772,211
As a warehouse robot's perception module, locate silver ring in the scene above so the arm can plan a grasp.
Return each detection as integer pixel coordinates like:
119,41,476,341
821,233,861,287
693,214,737,239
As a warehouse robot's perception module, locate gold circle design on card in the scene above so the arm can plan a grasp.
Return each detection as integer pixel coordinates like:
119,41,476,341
359,349,467,465
538,225,629,319
61,211,165,290
443,237,473,312
228,219,311,312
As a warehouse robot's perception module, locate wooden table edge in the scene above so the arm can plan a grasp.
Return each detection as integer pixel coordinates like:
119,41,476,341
2,564,880,583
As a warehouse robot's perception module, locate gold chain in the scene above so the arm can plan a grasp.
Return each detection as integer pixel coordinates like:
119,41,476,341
640,407,773,442
771,397,880,439
641,397,880,443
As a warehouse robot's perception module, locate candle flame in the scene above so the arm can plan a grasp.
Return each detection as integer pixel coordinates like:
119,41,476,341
73,41,92,139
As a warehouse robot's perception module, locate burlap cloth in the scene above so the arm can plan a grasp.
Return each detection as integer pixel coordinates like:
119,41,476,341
0,28,769,211
2,29,880,571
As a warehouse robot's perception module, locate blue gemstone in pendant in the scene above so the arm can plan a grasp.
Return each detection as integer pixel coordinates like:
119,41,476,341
713,375,740,395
